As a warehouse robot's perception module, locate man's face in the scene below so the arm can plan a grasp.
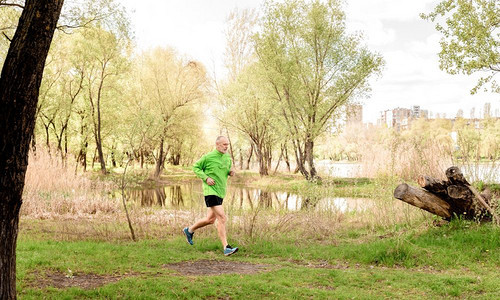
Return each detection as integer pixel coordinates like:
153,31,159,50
216,137,230,154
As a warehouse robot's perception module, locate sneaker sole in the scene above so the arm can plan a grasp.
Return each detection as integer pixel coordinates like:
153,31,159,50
224,247,239,256
183,229,193,245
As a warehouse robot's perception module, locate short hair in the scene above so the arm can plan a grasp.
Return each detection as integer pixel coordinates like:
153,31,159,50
216,136,227,143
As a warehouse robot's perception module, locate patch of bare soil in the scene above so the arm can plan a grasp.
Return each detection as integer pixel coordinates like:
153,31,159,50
282,258,446,274
164,259,271,276
283,259,351,270
28,270,132,290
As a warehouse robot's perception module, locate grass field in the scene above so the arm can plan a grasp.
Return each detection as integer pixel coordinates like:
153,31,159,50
17,219,500,299
17,160,500,299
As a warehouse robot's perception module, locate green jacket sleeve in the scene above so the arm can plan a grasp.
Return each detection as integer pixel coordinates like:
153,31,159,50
193,155,208,182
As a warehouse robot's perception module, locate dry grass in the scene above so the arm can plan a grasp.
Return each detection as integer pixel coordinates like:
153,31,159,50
359,131,453,181
22,150,120,218
20,149,432,242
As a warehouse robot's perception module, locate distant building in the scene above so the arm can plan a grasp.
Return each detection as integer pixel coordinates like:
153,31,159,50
378,105,429,131
411,105,420,118
392,107,411,131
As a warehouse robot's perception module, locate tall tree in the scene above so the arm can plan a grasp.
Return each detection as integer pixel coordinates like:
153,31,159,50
0,1,64,298
74,23,130,174
221,63,278,175
224,8,258,80
255,0,383,180
135,48,208,178
421,0,499,93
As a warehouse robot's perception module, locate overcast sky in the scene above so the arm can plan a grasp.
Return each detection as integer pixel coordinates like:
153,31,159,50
120,0,499,124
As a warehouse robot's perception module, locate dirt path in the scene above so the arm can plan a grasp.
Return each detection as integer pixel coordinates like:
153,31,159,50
27,260,272,290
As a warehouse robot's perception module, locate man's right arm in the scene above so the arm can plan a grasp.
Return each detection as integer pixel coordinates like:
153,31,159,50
193,155,208,182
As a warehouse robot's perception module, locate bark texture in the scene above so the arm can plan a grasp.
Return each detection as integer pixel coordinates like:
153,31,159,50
0,1,64,298
394,166,496,221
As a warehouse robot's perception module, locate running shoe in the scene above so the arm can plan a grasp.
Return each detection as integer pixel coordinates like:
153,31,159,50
183,227,194,245
224,245,239,256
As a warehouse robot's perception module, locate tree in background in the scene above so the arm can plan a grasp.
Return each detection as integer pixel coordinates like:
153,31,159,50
135,48,208,178
220,8,280,175
224,8,259,81
73,22,130,174
36,32,85,163
255,0,383,180
221,63,279,175
422,0,499,93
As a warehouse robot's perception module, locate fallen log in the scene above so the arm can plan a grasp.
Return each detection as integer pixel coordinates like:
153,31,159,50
393,183,451,219
394,166,498,222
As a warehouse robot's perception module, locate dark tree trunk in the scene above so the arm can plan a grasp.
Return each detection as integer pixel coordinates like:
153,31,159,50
252,140,269,176
226,130,235,164
44,123,51,152
171,153,180,165
140,150,144,169
239,149,244,169
394,166,497,222
0,1,64,298
95,132,107,174
246,143,253,170
111,150,117,168
293,140,308,178
154,139,168,178
283,143,291,172
304,138,319,181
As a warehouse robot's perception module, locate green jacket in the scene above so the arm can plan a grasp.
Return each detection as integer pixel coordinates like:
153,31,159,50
193,149,232,198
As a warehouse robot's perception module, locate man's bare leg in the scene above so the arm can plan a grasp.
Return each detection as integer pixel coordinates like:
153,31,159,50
189,209,216,232
210,205,228,248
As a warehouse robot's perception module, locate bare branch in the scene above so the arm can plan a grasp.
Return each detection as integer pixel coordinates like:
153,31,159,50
56,14,110,33
2,31,12,42
0,2,24,9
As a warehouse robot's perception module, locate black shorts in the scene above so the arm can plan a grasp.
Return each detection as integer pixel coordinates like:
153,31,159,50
205,195,223,207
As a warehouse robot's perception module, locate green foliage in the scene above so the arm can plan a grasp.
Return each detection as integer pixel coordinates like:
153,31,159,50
32,10,209,173
254,0,384,179
221,62,281,175
128,47,209,170
421,0,499,93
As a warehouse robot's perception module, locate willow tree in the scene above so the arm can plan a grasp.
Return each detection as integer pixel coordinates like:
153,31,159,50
255,0,383,180
35,32,85,162
422,0,499,94
73,23,130,174
220,8,278,175
222,63,278,175
135,48,208,178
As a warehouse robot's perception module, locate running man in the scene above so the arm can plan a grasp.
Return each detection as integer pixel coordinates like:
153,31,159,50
183,136,238,256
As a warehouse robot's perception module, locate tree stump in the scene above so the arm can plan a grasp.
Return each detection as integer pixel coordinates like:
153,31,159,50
394,166,497,222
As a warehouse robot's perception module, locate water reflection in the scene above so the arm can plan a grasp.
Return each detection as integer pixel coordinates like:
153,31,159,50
124,183,374,213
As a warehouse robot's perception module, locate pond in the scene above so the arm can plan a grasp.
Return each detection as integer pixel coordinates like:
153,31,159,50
319,161,499,182
123,182,375,213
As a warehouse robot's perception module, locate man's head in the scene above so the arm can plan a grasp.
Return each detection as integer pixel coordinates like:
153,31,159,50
215,136,230,154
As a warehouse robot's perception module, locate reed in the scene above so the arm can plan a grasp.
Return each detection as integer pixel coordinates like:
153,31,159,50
20,149,433,243
22,149,120,218
359,130,453,181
